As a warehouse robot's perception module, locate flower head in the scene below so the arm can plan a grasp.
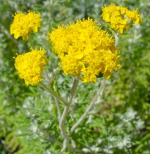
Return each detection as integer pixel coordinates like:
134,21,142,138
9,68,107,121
48,18,120,83
14,48,48,86
101,3,142,34
10,11,41,40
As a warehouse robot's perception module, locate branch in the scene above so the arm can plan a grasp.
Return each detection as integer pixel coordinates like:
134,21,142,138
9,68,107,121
115,33,119,46
70,78,106,135
59,77,79,152
40,82,68,106
54,97,61,119
44,71,62,118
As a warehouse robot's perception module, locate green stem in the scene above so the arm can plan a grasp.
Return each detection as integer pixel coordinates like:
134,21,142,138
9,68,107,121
115,33,119,46
40,82,68,106
59,77,79,152
70,78,106,135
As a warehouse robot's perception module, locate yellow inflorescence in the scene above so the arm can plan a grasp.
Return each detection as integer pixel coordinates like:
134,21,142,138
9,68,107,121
101,3,142,34
48,18,120,83
10,11,41,40
14,48,48,86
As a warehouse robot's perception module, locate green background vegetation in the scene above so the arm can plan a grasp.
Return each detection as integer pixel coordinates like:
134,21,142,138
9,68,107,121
0,0,150,153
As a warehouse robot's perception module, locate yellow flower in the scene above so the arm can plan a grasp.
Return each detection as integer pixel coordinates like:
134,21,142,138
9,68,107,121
126,9,142,24
14,48,48,86
101,3,142,34
48,18,120,83
10,11,41,40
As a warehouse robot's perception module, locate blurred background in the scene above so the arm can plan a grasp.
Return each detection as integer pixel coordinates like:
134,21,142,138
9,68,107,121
0,0,150,153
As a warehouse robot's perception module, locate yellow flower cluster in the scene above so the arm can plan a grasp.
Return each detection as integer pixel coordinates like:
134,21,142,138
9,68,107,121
14,48,48,86
101,3,142,34
10,11,41,40
48,18,120,83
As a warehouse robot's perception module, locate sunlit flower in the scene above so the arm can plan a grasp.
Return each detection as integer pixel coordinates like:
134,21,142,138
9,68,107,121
101,3,142,34
14,48,48,85
10,11,41,40
48,18,120,83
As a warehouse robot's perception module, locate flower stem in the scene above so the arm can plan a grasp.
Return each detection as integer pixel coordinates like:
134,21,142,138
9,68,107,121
115,33,119,46
70,78,106,135
54,97,61,119
59,77,79,152
40,82,68,106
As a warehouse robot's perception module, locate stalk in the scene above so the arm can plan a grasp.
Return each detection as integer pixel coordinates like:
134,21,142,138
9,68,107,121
59,77,79,152
40,82,68,106
70,79,106,135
